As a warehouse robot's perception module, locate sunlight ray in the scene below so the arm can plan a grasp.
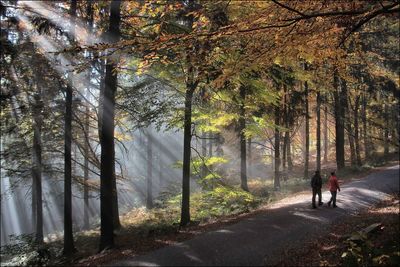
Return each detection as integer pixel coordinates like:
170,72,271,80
19,1,102,46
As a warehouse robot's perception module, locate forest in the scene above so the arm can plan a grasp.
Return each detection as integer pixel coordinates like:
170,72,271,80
0,1,399,266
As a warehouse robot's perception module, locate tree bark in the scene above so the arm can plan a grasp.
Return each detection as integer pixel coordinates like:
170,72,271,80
99,0,121,251
362,90,370,161
83,105,90,230
354,96,362,166
333,71,345,170
384,103,389,157
316,91,321,171
146,131,153,209
63,0,76,256
346,96,356,167
239,86,248,191
274,106,281,190
323,104,329,164
32,94,43,244
208,132,213,157
248,138,252,178
287,134,293,172
83,0,93,232
63,82,74,254
180,84,195,226
201,131,207,178
304,74,310,179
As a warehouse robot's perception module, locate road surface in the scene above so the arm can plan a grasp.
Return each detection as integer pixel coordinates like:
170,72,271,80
109,165,399,266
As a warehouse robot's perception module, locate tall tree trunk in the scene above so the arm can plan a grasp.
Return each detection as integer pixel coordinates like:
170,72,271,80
274,106,281,190
248,138,252,178
316,91,321,171
83,0,93,232
282,86,288,173
201,131,207,178
346,96,356,167
180,84,195,226
354,96,362,166
304,75,310,179
362,91,370,161
323,104,329,164
341,83,356,168
282,132,288,171
384,103,389,157
158,149,164,188
63,0,76,255
31,173,37,234
83,105,90,230
287,134,293,172
146,131,153,209
32,94,43,244
99,0,121,251
239,86,248,191
208,132,213,157
333,71,345,170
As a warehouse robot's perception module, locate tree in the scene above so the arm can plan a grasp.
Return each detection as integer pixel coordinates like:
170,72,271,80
238,85,249,191
146,130,154,209
333,71,346,171
316,90,321,171
63,0,77,256
303,64,310,179
99,0,122,251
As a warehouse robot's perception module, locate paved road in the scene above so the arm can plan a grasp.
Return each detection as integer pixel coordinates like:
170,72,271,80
110,165,399,266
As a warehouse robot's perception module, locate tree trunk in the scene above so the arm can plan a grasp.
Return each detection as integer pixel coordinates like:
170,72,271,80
333,72,345,171
239,86,248,191
316,91,321,171
83,0,93,232
63,0,76,256
248,138,252,178
354,96,362,166
323,104,329,164
146,131,153,209
63,82,74,254
208,132,213,157
201,131,207,178
99,0,121,251
274,106,281,190
362,91,370,161
384,103,389,157
32,94,43,244
287,134,293,172
180,84,195,226
346,96,356,167
31,173,37,234
83,105,90,230
304,76,310,179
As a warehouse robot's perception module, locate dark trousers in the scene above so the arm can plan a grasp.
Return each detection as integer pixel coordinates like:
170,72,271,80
328,191,337,206
312,188,322,207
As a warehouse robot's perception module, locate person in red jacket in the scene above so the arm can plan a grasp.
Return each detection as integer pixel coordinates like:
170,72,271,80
327,171,340,207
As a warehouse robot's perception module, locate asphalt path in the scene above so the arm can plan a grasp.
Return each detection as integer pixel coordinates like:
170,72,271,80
110,165,399,266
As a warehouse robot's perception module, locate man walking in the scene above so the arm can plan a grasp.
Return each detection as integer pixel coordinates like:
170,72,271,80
311,170,323,208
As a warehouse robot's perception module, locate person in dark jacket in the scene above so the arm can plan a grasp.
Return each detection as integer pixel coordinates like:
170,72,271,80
311,170,323,208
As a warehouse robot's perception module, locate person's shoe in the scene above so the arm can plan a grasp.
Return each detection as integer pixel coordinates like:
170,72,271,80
333,204,337,208
318,202,323,206
312,205,317,209
328,201,331,207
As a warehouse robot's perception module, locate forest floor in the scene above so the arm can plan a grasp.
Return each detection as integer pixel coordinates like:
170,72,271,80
83,162,399,266
276,193,400,266
1,160,398,266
